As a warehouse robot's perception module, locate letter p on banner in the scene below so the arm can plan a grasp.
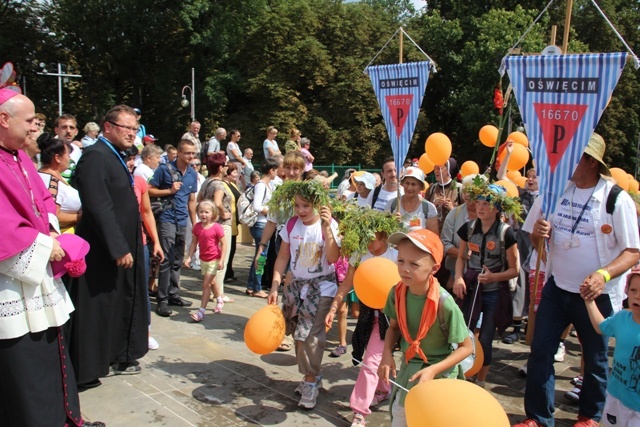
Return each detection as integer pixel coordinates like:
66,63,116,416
505,53,627,218
366,62,432,178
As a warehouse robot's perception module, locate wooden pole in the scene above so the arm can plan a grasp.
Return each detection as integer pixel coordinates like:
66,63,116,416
562,0,574,53
551,25,557,45
525,238,545,345
397,28,404,213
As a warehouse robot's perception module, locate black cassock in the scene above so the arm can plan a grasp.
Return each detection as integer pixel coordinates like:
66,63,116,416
68,140,148,384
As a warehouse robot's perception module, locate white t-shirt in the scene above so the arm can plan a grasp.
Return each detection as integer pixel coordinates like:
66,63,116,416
227,142,242,162
38,173,82,214
385,197,437,231
263,139,279,160
280,217,341,298
133,163,155,182
550,186,599,292
372,185,403,211
347,190,374,207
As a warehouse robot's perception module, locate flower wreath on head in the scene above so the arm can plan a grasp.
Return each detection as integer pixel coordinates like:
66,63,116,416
267,179,331,224
337,205,406,266
466,175,523,222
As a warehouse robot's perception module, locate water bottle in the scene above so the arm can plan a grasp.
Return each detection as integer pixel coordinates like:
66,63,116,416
256,251,267,276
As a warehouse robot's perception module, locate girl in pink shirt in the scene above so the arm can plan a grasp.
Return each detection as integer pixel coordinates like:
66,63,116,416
185,200,227,321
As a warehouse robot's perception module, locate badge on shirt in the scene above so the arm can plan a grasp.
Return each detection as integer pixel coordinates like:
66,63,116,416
409,217,421,228
468,242,480,253
486,240,496,251
600,224,613,234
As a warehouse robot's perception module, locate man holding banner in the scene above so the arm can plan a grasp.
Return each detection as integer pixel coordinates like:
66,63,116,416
514,134,639,427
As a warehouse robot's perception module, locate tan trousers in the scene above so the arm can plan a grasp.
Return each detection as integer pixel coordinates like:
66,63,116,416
295,296,333,377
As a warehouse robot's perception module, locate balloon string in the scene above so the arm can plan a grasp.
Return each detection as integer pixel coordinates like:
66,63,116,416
351,357,410,392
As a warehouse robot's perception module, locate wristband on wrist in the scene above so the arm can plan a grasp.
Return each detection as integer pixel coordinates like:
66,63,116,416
259,242,267,247
596,269,611,282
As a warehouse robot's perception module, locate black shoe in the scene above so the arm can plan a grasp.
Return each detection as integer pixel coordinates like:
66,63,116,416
82,422,106,427
78,379,102,391
156,301,172,317
168,296,192,307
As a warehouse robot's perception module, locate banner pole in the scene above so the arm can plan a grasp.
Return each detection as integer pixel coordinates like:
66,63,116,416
397,28,404,214
562,0,574,53
526,237,545,345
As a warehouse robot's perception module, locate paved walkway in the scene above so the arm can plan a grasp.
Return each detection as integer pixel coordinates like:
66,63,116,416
80,243,592,426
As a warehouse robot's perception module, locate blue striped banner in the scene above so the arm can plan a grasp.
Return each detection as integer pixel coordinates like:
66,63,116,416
366,62,431,176
505,53,627,218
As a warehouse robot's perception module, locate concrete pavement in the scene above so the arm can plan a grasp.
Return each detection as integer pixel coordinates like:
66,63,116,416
79,242,595,426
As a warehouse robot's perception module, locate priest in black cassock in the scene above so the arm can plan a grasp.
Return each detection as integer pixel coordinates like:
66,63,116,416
68,104,148,388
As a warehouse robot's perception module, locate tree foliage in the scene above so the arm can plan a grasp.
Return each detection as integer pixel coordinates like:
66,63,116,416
3,0,640,173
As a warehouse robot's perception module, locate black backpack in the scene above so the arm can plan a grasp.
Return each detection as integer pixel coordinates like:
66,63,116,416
150,163,182,217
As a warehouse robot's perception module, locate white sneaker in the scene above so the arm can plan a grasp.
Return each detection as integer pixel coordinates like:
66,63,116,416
554,342,565,362
295,375,323,395
148,336,159,350
518,363,527,377
298,382,319,409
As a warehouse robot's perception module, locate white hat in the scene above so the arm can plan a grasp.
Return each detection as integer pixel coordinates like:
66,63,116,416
353,172,376,190
401,166,425,183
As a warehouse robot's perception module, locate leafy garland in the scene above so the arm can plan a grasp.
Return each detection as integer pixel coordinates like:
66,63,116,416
266,179,331,223
466,175,523,221
337,203,405,265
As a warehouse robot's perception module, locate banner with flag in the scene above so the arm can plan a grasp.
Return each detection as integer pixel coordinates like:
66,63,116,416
365,62,432,177
504,53,627,217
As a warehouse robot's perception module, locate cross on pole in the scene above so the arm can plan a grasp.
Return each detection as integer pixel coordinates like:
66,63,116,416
37,63,82,117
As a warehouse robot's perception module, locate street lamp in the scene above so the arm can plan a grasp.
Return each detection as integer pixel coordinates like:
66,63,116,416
180,67,195,121
37,62,82,117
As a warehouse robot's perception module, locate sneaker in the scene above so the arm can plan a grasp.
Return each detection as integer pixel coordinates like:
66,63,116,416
513,420,544,427
351,413,366,427
296,375,323,395
564,384,581,403
148,336,159,350
518,363,528,377
370,390,391,406
329,345,347,358
298,382,319,409
554,342,566,362
107,362,141,376
574,415,599,427
168,296,193,307
571,375,583,386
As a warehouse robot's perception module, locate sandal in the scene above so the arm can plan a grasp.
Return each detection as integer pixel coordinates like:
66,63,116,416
329,345,347,358
253,290,268,298
190,309,205,322
221,295,234,303
277,337,293,352
214,297,224,314
245,289,254,296
351,413,366,427
501,331,521,344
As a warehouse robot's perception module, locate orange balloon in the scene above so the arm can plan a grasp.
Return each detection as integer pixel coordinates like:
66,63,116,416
495,179,519,198
506,170,522,182
406,379,509,427
498,143,529,171
425,133,452,165
629,179,639,194
507,131,529,147
460,161,480,177
515,176,528,188
418,153,434,174
244,305,286,355
479,125,499,148
465,336,485,378
353,257,400,309
610,168,630,191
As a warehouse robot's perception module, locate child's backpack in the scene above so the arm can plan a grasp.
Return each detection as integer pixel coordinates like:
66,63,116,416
237,185,259,227
436,289,476,376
